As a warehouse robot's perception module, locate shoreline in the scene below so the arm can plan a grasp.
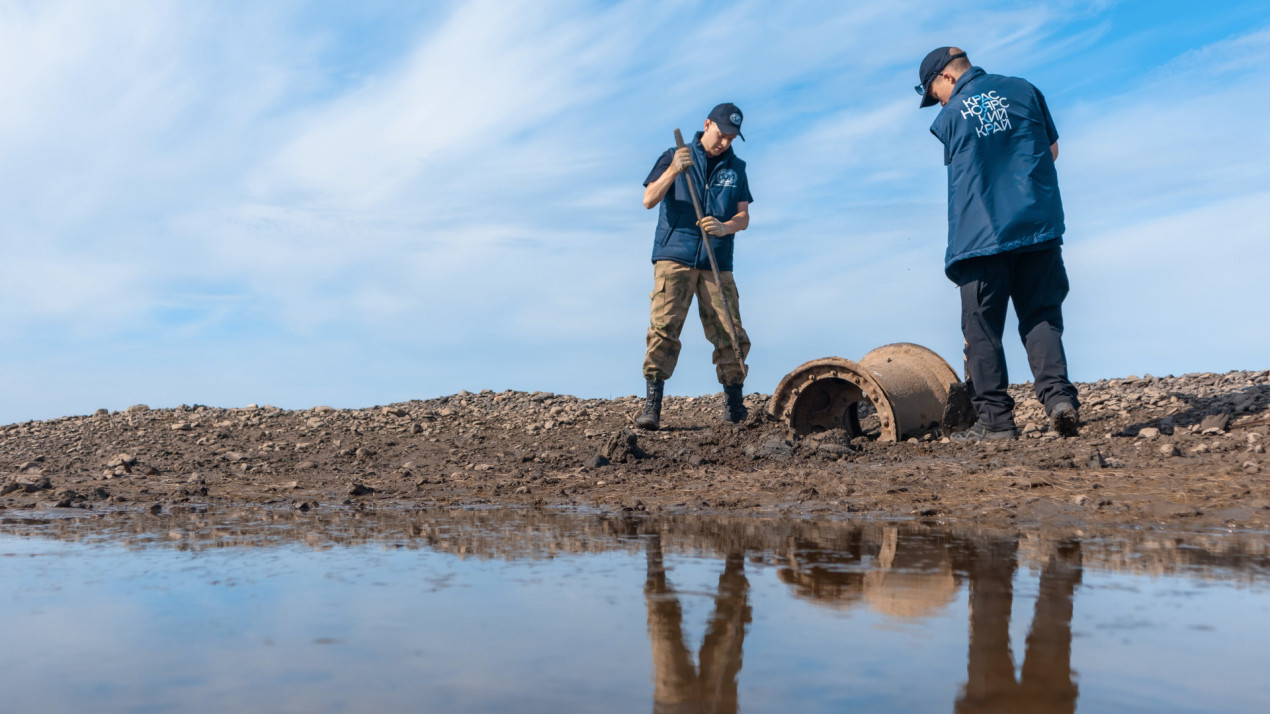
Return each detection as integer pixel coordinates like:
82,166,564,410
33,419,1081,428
3,369,1268,532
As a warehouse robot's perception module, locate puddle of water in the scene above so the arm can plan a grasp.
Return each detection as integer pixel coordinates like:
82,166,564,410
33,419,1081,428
0,510,1267,713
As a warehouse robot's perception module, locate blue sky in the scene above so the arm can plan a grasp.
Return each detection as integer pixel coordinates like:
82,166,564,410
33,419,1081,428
2,0,1268,423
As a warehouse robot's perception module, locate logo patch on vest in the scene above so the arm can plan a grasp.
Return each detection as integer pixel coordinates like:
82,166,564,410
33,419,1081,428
711,168,738,188
960,91,1012,138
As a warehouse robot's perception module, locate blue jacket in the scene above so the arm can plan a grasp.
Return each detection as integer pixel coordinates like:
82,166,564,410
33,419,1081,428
930,67,1065,279
650,132,751,271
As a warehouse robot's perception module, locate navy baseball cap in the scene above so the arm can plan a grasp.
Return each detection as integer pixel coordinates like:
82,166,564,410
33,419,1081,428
707,102,745,140
916,47,966,108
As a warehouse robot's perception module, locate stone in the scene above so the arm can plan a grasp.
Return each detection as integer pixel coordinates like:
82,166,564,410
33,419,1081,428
1138,427,1160,439
53,490,80,508
586,454,610,469
1200,413,1231,434
313,406,335,413
1,474,52,495
94,408,109,416
1243,461,1262,474
603,429,648,463
382,407,407,417
1159,443,1180,457
171,422,193,431
126,404,150,413
755,436,795,460
347,483,374,497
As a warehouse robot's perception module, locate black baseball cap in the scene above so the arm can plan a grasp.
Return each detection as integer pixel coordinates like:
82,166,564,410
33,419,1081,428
916,47,966,108
707,102,745,140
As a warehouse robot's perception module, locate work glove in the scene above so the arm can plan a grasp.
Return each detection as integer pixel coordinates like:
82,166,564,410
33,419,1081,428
671,147,693,174
697,216,729,237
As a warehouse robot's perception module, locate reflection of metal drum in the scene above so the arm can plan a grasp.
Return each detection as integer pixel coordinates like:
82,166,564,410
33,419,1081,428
864,527,957,619
776,536,868,610
768,343,965,441
863,568,957,618
775,529,959,619
776,564,866,610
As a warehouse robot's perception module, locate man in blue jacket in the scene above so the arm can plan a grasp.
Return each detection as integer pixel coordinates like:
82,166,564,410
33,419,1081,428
919,47,1080,440
635,103,753,430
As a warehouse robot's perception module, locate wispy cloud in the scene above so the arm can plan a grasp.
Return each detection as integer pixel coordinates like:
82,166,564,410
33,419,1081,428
0,0,1266,422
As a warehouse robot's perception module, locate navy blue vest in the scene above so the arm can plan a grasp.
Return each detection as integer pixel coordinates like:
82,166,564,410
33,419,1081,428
930,67,1065,279
651,132,748,271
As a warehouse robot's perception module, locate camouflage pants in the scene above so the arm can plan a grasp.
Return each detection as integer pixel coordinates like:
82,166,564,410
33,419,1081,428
643,260,751,385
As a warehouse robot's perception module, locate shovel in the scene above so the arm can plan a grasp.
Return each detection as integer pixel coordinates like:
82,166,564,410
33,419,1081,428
673,128,746,377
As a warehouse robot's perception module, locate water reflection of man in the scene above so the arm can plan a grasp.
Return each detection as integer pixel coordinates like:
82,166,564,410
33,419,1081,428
644,534,750,714
954,538,1082,714
773,527,1082,712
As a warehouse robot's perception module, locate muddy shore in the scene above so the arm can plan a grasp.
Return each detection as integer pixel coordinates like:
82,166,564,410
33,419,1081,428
2,370,1268,531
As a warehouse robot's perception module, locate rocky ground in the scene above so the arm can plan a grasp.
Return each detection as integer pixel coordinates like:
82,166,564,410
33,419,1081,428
2,370,1268,531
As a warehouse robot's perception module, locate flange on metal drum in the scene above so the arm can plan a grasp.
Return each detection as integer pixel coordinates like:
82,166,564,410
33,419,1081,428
768,343,967,441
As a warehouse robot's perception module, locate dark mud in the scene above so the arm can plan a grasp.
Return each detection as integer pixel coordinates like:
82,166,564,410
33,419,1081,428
3,370,1269,531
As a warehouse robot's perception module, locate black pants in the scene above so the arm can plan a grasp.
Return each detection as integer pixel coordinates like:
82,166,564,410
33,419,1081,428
956,246,1078,431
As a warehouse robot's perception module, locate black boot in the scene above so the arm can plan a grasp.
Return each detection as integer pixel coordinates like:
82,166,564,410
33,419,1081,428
1049,401,1079,437
635,378,664,430
722,384,748,424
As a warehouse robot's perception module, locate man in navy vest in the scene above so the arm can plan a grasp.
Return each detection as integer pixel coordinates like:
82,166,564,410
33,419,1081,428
919,48,1080,440
635,103,753,430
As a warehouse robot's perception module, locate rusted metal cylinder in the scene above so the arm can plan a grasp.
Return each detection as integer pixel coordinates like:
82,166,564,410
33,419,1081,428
768,343,961,441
